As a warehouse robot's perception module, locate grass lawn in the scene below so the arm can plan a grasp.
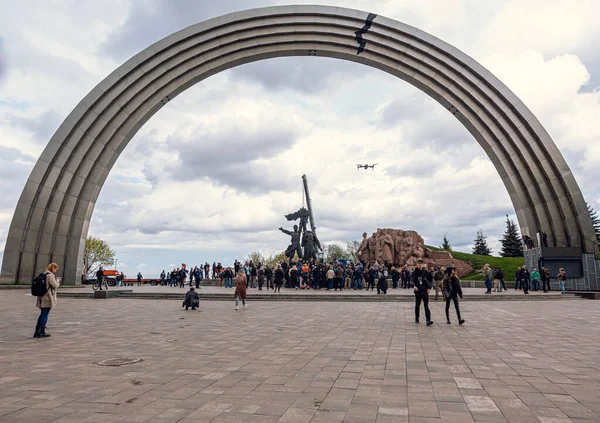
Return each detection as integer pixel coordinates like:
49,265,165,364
426,246,524,281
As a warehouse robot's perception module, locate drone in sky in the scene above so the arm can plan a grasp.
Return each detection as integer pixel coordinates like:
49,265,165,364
356,164,378,170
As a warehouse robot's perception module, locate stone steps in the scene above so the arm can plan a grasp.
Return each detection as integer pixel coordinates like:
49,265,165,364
59,291,583,302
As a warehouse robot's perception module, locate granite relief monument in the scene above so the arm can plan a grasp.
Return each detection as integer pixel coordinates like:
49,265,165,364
358,228,473,277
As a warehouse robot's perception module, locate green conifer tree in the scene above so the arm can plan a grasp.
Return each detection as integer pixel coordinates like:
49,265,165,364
472,229,492,256
587,202,600,247
440,235,452,251
500,215,524,257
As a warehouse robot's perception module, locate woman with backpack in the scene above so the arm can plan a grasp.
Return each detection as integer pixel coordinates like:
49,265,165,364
33,263,61,338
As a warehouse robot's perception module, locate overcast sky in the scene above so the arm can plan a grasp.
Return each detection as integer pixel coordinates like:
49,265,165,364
1,0,599,277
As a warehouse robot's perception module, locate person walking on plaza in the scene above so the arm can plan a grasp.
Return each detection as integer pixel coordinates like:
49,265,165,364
483,264,493,294
33,263,61,338
234,269,248,310
557,268,567,294
432,267,444,300
137,272,143,287
182,287,199,310
412,260,433,326
443,266,465,325
274,264,284,293
160,270,166,286
541,267,551,292
531,268,541,292
514,267,521,290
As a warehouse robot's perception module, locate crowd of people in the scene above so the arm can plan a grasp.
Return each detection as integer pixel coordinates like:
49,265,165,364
175,258,468,326
161,258,453,293
481,264,567,294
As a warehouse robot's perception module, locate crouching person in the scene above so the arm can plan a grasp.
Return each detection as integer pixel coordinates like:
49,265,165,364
182,287,200,310
377,272,388,294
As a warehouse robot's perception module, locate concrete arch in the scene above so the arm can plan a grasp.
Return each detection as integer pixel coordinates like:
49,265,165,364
1,5,596,284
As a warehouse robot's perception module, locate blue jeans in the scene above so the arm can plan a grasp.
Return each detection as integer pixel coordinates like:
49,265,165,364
225,278,232,288
485,278,492,293
37,307,51,328
235,297,246,306
559,280,565,293
328,279,334,289
532,279,539,291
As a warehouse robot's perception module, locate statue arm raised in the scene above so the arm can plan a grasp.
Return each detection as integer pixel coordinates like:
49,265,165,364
279,227,293,236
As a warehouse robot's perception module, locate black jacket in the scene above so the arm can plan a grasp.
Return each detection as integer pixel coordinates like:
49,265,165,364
443,276,463,298
377,275,388,290
519,269,530,282
411,268,432,294
274,269,284,285
401,269,411,282
184,290,199,307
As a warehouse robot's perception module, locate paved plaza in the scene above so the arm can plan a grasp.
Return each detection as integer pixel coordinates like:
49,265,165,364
1,292,600,422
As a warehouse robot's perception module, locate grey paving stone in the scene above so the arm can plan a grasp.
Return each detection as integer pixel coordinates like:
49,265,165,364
1,292,600,423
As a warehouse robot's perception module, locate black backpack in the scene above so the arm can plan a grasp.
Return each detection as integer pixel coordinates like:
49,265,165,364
31,273,48,297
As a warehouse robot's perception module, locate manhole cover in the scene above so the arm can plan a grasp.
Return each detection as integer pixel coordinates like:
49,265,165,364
95,358,143,367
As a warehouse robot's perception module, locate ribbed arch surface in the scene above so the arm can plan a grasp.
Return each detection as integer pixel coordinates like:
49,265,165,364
1,5,596,284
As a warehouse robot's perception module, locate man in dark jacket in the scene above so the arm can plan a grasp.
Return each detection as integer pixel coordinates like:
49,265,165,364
367,266,377,291
541,267,551,292
183,287,199,310
401,266,411,289
265,266,273,290
312,265,321,290
334,266,344,291
514,267,521,290
497,267,506,291
411,260,433,325
96,266,105,290
519,265,530,294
